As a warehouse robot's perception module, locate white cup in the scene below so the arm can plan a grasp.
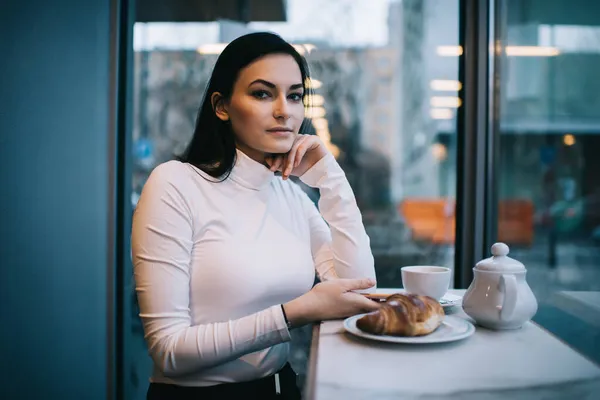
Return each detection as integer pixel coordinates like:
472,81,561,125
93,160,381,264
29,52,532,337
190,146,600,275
401,266,451,300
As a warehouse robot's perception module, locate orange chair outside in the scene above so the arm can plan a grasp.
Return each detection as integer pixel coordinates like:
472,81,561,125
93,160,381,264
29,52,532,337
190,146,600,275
399,198,534,246
498,199,534,246
399,199,455,244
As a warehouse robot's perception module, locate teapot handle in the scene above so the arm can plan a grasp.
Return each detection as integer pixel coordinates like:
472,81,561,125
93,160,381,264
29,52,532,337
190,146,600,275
499,274,518,321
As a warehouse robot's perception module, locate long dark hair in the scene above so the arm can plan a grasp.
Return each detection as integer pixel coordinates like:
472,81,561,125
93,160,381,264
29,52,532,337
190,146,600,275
178,32,313,179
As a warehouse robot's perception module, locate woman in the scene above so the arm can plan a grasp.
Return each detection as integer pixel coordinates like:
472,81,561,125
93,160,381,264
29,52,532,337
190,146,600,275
132,32,379,400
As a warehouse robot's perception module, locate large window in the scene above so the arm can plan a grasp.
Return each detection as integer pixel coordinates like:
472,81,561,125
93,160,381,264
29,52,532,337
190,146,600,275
124,0,600,398
128,0,460,398
493,0,600,363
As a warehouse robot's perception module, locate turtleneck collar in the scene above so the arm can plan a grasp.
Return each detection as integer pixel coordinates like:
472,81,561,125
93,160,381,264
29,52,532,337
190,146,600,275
228,148,275,190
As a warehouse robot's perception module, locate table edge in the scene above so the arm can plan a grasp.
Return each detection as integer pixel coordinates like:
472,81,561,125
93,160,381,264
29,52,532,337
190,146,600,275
304,322,321,400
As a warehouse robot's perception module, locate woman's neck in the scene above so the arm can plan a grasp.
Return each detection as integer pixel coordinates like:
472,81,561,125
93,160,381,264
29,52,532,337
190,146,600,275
235,144,269,168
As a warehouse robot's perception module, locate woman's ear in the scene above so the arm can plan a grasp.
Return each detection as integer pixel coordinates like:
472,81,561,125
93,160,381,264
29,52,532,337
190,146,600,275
211,92,229,122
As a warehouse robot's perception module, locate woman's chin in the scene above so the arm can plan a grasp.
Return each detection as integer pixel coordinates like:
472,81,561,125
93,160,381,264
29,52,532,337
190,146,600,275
263,139,294,155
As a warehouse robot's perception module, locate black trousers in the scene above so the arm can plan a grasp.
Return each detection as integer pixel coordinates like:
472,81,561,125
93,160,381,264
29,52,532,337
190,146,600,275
147,363,302,400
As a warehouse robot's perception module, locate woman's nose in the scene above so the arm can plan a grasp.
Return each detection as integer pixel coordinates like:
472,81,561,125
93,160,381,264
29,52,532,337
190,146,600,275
273,96,291,120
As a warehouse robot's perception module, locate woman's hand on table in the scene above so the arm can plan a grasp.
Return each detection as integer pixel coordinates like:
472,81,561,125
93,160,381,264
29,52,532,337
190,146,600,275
283,278,380,328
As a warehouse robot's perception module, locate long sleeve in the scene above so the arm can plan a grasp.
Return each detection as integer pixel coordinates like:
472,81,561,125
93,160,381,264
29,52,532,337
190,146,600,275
131,164,291,378
298,153,377,288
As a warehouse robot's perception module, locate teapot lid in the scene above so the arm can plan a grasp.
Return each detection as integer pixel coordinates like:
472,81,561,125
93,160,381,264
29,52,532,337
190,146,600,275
475,242,525,272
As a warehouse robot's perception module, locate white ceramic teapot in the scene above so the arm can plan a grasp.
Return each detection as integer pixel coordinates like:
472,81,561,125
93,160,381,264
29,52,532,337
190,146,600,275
462,242,538,330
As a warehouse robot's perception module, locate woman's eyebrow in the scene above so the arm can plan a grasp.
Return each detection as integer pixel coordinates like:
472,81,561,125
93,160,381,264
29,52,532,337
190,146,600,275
248,79,303,90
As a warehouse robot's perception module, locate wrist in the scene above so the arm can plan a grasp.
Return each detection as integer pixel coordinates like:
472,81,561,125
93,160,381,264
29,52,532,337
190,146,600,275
299,151,337,186
307,147,328,170
282,293,314,328
280,304,292,330
310,146,328,165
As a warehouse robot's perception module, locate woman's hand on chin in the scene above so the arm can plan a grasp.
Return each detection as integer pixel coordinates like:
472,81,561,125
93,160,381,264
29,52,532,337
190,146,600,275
265,134,329,180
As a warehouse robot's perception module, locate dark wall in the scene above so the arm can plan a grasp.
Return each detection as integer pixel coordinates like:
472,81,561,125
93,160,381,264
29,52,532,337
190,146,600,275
0,1,117,398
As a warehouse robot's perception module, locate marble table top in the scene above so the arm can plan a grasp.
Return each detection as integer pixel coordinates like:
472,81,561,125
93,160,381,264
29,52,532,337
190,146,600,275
552,291,600,328
305,289,600,399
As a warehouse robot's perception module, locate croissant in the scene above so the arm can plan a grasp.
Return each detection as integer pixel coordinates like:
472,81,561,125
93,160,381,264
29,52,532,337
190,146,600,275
356,293,445,336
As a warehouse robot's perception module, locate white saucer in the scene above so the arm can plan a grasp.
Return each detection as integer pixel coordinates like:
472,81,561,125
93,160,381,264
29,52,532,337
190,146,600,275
438,293,463,308
366,289,463,309
343,314,475,344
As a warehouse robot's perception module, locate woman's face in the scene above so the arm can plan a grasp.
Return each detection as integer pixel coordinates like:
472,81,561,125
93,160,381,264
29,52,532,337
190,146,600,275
215,53,306,163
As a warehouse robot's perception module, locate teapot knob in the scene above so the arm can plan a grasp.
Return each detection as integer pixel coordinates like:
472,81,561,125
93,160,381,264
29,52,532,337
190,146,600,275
491,242,509,257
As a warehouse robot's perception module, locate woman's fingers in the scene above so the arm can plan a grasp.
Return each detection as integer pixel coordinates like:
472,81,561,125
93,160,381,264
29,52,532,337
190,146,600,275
283,136,305,179
268,135,323,179
340,292,381,313
294,141,309,169
268,155,285,172
265,155,274,170
275,156,285,172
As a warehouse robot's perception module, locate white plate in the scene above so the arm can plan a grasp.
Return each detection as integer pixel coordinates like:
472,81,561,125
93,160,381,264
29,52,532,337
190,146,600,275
343,314,475,344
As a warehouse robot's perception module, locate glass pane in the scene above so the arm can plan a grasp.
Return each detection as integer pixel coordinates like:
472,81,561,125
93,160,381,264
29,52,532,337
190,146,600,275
129,1,459,398
496,0,600,364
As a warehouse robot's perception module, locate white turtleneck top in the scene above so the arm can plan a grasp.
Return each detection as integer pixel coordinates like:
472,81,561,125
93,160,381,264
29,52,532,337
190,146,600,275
131,149,376,387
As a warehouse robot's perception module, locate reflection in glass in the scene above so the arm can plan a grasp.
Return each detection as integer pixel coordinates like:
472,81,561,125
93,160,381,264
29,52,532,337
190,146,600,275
495,0,600,365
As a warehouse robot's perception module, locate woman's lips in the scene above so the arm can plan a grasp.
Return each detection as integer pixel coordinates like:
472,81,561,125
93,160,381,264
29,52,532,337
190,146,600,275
266,129,293,137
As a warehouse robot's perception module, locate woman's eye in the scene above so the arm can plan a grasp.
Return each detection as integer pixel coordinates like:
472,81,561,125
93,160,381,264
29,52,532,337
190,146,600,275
252,90,270,99
289,93,303,102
